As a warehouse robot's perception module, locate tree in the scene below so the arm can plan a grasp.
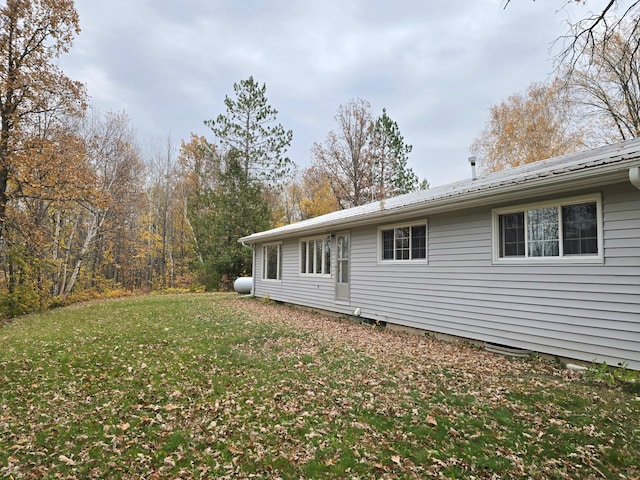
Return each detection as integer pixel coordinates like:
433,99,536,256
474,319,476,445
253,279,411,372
204,76,293,185
144,135,194,289
1,119,93,314
177,134,219,267
298,165,340,219
184,146,270,290
371,108,425,199
567,14,640,141
313,99,427,209
312,99,375,209
60,110,144,295
208,150,270,287
0,0,85,237
470,79,586,174
503,0,640,68
554,1,640,70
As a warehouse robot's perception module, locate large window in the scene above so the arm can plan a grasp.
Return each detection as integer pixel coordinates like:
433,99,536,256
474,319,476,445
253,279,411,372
262,243,282,280
379,222,427,262
300,235,331,275
494,195,602,262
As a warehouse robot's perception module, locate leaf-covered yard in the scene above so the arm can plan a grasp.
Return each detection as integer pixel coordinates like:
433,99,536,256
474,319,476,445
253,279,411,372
1,293,638,479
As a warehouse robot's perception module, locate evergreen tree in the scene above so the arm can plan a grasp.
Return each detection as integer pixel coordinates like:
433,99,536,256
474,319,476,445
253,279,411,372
204,76,293,185
187,148,270,290
371,108,426,198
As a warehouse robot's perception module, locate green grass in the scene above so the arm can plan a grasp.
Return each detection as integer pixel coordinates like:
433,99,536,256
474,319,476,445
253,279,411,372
0,293,638,479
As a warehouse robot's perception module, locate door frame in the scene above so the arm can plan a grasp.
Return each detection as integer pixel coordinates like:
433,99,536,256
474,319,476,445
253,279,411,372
335,232,350,302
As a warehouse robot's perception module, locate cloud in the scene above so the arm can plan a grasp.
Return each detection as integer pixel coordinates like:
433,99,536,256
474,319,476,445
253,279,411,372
60,0,587,186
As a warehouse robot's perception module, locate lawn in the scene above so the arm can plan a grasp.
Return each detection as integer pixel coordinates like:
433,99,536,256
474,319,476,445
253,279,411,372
1,293,638,479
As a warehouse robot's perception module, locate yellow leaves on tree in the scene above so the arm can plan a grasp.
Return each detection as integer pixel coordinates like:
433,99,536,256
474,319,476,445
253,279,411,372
471,78,586,174
299,165,340,219
0,0,86,237
12,129,94,205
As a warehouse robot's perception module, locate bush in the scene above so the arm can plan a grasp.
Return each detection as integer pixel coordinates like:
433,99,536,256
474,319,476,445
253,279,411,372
0,284,41,318
584,361,640,393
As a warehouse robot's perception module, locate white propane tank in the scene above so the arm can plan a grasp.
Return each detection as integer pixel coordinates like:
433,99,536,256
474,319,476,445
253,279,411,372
233,277,253,294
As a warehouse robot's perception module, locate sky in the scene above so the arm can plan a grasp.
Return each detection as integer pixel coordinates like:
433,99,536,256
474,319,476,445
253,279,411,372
58,0,598,188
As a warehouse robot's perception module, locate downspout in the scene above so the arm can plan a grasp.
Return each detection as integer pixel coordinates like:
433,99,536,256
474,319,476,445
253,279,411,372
240,239,255,296
630,166,640,191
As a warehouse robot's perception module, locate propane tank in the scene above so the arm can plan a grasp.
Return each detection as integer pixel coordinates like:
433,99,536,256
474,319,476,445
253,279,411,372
233,277,253,294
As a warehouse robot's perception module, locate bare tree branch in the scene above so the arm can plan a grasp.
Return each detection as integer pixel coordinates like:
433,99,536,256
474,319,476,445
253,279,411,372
505,1,640,72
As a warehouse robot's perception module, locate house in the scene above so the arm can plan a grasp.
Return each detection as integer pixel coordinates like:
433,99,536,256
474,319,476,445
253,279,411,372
239,139,640,370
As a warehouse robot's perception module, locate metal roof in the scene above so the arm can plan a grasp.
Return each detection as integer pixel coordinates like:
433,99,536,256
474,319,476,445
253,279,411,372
240,138,640,244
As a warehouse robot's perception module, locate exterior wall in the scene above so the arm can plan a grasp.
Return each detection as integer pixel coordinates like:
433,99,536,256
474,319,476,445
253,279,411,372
254,237,353,316
252,182,640,369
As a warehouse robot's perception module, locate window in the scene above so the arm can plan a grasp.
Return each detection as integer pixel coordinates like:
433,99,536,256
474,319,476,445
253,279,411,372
336,234,349,284
379,222,427,262
494,195,602,262
262,243,282,280
300,235,331,275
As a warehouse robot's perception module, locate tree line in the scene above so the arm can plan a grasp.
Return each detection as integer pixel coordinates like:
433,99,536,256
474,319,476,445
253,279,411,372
1,0,639,317
0,1,427,315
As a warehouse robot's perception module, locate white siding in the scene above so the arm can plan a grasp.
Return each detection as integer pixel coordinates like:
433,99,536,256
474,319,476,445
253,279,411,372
251,182,640,369
254,238,354,316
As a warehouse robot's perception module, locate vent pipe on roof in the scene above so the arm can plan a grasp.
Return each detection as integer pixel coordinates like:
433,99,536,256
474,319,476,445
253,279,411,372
468,156,477,180
630,166,640,191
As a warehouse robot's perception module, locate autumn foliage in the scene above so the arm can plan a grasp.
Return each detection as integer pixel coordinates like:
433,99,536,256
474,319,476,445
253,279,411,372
471,79,586,174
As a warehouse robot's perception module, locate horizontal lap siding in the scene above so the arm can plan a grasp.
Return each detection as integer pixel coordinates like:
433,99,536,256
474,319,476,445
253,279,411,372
252,182,640,369
254,238,352,316
604,192,640,266
349,183,640,369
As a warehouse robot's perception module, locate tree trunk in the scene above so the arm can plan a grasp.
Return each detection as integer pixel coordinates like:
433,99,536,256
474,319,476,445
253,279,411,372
65,210,107,295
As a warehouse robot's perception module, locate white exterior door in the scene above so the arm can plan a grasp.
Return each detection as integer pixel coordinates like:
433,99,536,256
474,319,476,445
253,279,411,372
335,233,350,301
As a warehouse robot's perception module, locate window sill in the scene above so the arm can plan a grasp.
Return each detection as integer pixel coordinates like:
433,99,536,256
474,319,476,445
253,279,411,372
492,255,604,266
377,259,429,265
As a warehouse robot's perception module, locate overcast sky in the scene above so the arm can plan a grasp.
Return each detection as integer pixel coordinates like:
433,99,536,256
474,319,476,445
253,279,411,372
59,0,596,187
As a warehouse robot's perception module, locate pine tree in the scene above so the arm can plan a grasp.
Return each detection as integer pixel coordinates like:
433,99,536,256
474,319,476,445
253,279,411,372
204,76,293,185
371,108,425,198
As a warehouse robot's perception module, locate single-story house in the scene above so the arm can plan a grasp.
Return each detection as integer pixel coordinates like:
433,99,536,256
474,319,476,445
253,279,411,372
239,138,640,370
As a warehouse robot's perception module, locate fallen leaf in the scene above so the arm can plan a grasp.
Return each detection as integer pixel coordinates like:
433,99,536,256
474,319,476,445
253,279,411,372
432,457,447,467
426,415,438,426
228,445,244,455
391,455,402,466
119,422,130,431
59,454,76,466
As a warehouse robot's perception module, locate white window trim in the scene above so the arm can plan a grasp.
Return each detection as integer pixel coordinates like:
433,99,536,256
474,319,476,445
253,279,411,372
299,235,332,277
492,193,604,265
262,242,282,281
377,220,428,264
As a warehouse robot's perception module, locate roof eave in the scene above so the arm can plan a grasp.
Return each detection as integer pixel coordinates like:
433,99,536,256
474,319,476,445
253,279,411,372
240,160,634,245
